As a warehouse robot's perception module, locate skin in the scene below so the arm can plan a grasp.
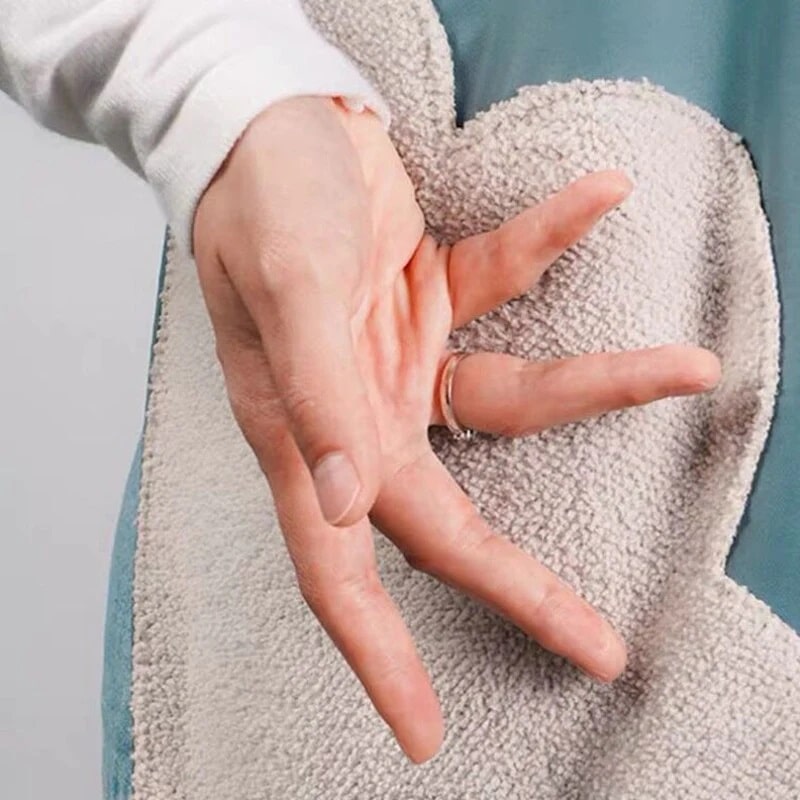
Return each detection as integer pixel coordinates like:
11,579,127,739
193,95,722,763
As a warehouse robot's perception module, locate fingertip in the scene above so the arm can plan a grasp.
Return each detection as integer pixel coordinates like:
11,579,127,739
388,675,445,765
398,704,445,765
567,169,633,217
582,626,628,684
647,343,722,398
666,344,723,395
596,168,634,203
597,633,629,684
693,348,723,392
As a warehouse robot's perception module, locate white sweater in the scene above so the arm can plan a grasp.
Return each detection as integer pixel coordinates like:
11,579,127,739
0,0,389,251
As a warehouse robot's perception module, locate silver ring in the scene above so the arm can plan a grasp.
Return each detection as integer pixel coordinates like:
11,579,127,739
438,351,474,440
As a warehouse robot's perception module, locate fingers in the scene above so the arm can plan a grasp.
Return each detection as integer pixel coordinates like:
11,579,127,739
214,331,443,763
261,425,443,764
295,518,444,765
372,449,628,682
447,170,633,329
433,344,722,436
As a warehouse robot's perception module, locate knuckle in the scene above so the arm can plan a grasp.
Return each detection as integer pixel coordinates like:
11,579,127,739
228,384,266,426
227,387,256,426
298,563,383,614
280,380,320,432
499,239,536,298
371,656,415,693
254,233,292,278
602,357,651,408
337,569,385,608
492,235,525,294
449,509,497,566
458,512,497,556
256,255,293,298
296,569,326,611
618,382,653,408
402,510,492,576
534,204,574,254
282,380,316,416
497,363,542,437
226,384,284,460
532,581,574,625
255,235,320,298
545,223,575,254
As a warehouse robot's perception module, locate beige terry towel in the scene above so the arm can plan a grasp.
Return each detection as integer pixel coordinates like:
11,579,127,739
130,1,800,797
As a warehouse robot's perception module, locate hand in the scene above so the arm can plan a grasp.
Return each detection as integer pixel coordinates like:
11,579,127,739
193,96,721,763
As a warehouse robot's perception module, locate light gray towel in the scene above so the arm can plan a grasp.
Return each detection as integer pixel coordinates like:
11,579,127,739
130,1,800,797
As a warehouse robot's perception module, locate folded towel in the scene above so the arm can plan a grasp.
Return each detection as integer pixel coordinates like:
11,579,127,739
128,1,800,797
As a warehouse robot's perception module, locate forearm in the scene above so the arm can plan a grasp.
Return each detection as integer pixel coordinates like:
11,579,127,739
0,0,389,249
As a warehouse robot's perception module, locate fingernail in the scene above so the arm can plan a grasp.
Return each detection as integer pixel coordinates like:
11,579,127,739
312,451,361,525
606,171,634,205
616,173,635,194
583,626,628,683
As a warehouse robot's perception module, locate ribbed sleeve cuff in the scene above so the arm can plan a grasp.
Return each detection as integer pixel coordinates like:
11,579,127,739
145,38,390,253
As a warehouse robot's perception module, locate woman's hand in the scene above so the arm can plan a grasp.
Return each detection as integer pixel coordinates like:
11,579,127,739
193,96,721,763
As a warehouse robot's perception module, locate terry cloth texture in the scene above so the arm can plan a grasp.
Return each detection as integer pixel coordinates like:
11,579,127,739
130,1,800,797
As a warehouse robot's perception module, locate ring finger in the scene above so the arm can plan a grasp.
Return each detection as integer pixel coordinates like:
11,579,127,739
431,344,721,436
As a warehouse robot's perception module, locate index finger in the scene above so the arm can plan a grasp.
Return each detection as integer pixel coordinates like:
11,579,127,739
371,449,627,682
446,170,632,329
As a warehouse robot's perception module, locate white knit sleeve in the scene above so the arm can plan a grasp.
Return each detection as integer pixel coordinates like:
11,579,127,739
0,0,390,251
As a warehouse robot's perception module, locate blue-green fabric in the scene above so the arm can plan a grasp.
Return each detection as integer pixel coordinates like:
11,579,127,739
102,236,169,799
433,0,800,632
102,434,141,800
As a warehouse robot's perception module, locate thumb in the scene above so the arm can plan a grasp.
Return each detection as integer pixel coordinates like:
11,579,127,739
253,281,381,527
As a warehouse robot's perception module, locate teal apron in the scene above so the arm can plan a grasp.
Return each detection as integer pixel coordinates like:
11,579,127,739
102,3,800,796
434,0,800,630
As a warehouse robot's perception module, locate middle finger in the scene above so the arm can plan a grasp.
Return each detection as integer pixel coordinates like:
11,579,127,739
371,449,627,682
